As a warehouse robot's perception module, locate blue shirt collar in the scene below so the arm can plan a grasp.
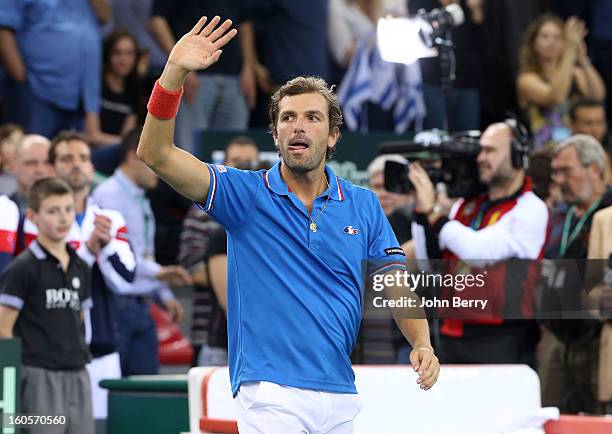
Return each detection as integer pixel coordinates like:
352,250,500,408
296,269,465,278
264,162,345,201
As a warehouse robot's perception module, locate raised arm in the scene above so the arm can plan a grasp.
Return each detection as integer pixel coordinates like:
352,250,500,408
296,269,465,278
136,16,237,202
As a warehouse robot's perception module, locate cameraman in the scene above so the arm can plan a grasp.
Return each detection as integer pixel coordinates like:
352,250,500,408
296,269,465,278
409,122,549,364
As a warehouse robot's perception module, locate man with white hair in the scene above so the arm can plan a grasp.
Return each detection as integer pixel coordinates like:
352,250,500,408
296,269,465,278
8,134,53,214
540,134,612,413
367,154,414,241
367,154,416,363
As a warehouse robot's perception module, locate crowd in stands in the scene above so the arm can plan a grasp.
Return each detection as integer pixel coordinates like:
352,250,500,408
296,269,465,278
0,0,611,428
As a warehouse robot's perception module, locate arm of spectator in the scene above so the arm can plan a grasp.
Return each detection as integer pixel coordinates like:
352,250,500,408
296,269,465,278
191,262,209,287
207,254,227,312
437,195,548,264
239,21,257,108
121,114,138,137
155,264,193,289
0,28,26,82
96,214,137,290
574,41,607,101
149,15,176,55
90,0,111,23
328,0,355,67
517,17,583,108
137,17,236,202
0,305,18,338
163,297,183,322
465,0,484,24
85,112,123,147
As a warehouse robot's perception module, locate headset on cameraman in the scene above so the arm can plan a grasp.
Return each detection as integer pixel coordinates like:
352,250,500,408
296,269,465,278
504,115,532,170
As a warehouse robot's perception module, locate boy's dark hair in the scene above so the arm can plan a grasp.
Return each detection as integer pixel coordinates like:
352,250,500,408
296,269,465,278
28,177,73,212
569,98,606,122
120,127,143,163
49,130,90,165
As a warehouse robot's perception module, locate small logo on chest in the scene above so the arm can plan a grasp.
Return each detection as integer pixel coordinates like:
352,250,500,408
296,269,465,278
343,226,359,235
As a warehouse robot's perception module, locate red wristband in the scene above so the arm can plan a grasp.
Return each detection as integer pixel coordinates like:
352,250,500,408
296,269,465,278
147,80,184,120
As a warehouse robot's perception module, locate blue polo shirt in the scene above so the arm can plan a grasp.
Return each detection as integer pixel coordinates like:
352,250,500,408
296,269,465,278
199,162,405,394
0,0,101,112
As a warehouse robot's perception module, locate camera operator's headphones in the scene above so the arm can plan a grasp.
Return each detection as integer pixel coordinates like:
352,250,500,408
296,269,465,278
504,115,531,170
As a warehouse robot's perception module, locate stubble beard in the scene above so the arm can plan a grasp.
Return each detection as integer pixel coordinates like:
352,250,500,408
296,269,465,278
280,143,327,174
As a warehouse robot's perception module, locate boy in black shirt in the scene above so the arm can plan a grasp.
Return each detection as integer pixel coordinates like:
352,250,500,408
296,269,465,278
0,177,94,434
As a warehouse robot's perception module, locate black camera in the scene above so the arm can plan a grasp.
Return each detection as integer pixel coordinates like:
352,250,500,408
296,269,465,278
381,130,485,198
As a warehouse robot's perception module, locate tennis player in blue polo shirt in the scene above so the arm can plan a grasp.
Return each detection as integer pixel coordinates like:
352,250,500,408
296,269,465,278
138,16,440,433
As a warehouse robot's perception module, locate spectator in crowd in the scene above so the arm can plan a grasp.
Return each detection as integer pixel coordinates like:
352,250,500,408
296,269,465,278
0,123,23,195
479,0,549,128
248,0,329,128
541,134,612,414
410,122,548,365
85,30,140,148
570,98,612,184
9,134,53,215
196,225,230,366
367,154,416,363
92,128,191,375
179,135,259,366
408,0,485,132
570,98,610,147
110,0,167,77
0,195,18,273
517,14,606,149
149,1,256,153
327,0,376,84
49,131,137,422
0,177,95,434
586,204,612,415
0,0,109,138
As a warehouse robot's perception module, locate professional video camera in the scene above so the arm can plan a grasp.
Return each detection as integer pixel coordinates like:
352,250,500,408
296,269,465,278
381,130,485,198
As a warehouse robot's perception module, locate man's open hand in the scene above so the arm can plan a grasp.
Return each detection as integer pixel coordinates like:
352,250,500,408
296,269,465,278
167,16,237,76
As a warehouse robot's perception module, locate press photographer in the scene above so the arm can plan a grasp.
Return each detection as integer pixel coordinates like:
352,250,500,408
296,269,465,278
407,121,549,365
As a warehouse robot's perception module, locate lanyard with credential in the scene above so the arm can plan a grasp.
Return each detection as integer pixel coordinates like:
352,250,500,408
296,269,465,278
470,200,490,230
559,197,602,257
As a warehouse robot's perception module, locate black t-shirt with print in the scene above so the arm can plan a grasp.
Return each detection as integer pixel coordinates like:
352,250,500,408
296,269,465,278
0,241,92,370
100,80,138,136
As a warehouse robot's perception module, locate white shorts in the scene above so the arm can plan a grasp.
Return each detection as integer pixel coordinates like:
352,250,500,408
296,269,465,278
85,352,121,419
235,381,361,434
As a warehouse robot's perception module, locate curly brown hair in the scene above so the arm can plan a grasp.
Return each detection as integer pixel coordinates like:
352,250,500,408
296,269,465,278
268,76,342,160
518,14,565,75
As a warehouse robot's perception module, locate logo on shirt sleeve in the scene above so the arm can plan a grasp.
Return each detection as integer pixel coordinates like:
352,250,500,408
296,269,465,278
216,165,227,173
384,247,405,256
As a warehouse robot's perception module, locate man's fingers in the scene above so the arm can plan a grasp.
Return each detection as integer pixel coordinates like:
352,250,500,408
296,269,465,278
210,50,223,64
421,364,440,389
409,349,420,371
200,15,221,37
208,19,233,43
212,29,238,51
190,16,208,35
417,352,433,376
